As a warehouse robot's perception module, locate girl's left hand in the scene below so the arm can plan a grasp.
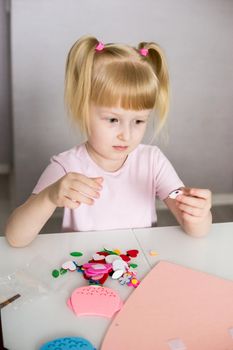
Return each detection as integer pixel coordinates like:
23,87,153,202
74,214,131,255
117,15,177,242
176,188,212,224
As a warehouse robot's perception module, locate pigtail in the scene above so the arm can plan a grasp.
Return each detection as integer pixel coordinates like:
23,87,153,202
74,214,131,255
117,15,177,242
65,36,99,134
138,42,170,128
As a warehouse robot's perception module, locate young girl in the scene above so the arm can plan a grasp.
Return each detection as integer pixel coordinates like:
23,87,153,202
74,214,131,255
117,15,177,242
5,36,212,247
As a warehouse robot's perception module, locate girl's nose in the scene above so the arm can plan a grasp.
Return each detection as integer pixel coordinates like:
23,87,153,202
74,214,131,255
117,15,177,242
117,125,130,141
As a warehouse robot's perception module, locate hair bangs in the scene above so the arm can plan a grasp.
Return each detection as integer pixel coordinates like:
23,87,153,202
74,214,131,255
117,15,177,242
91,61,158,111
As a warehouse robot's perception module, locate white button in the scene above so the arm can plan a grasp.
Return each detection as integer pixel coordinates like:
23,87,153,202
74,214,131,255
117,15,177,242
167,338,186,350
228,327,233,338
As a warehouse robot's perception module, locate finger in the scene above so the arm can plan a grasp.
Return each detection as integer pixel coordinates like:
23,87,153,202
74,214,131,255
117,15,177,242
70,181,100,199
179,187,200,198
63,197,80,209
181,212,203,223
176,194,206,209
178,203,203,217
65,188,97,205
93,177,104,185
188,188,211,200
71,173,103,190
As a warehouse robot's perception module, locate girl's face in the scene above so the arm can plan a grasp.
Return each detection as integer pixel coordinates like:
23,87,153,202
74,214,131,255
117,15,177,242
86,104,151,172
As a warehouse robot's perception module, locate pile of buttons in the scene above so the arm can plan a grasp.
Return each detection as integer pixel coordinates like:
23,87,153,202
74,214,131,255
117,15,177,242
52,248,140,288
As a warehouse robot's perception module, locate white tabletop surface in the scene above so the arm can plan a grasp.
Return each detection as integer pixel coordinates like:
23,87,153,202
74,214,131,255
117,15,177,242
0,229,150,350
133,222,233,281
1,222,233,349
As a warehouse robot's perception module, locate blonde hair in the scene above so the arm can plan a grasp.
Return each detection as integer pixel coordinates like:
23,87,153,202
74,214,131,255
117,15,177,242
65,35,169,135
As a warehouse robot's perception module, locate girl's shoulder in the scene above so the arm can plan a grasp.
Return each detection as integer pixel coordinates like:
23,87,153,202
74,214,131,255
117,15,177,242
132,144,170,169
134,143,163,158
51,143,87,171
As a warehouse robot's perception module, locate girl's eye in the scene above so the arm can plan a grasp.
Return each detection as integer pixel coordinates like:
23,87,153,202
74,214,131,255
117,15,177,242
108,118,119,123
135,120,145,124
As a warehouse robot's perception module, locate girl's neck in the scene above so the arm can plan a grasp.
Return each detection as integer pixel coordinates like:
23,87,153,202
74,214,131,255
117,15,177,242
85,142,128,172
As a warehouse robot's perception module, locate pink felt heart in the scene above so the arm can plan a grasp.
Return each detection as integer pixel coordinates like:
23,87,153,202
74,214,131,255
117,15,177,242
93,253,105,261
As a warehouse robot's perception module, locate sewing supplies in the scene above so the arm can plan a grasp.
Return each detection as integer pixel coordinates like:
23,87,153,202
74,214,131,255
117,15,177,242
51,247,140,318
52,247,140,288
168,189,183,199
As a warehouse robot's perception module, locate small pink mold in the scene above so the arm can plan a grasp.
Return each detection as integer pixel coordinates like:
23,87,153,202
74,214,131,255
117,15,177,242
67,285,123,318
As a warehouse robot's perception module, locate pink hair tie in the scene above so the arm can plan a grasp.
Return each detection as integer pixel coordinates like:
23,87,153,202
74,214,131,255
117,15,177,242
95,42,105,52
139,48,149,57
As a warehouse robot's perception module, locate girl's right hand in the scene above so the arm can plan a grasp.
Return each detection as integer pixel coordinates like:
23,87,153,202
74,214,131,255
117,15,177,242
47,172,103,209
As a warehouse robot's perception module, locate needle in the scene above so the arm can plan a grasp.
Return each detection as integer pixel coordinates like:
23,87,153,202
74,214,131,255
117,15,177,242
0,294,21,309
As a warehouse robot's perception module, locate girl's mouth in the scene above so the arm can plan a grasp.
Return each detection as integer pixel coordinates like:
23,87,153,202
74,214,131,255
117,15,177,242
112,146,128,151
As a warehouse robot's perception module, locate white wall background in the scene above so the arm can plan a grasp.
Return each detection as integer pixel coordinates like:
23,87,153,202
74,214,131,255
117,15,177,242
10,0,233,206
0,0,11,172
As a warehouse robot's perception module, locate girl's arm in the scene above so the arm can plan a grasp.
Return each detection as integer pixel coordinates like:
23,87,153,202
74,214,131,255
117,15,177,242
164,188,212,237
5,190,57,247
5,173,103,247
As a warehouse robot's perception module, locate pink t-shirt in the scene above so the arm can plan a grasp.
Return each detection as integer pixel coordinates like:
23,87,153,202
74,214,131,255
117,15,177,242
32,143,184,232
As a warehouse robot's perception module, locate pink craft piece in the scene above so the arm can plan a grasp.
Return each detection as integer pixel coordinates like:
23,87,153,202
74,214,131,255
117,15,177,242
101,261,233,349
82,263,112,277
67,285,123,318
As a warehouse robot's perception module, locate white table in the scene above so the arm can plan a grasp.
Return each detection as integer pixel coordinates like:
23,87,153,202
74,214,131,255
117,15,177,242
0,229,150,350
133,222,233,281
1,222,233,350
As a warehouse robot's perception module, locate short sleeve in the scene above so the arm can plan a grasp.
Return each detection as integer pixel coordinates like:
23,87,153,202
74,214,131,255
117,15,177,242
32,158,66,194
155,149,184,200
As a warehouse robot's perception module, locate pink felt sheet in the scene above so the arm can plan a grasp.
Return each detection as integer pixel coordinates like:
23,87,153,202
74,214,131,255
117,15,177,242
101,261,233,349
